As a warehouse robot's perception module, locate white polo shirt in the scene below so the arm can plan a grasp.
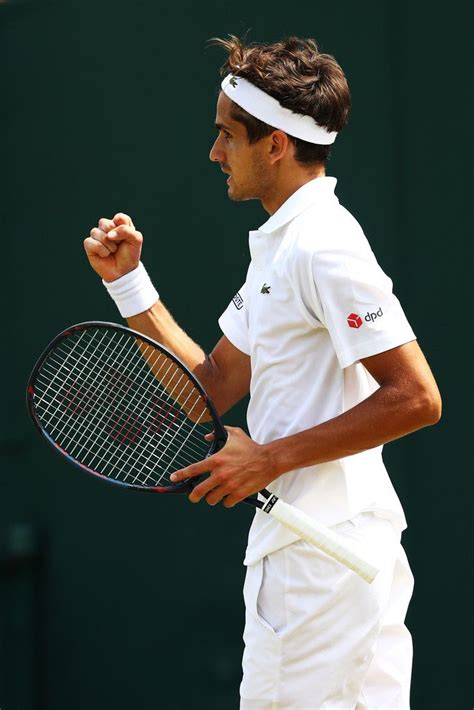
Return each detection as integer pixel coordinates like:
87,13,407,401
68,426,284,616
218,177,416,566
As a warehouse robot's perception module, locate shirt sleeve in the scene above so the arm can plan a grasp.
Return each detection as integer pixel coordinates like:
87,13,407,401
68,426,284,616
294,231,416,369
218,281,251,356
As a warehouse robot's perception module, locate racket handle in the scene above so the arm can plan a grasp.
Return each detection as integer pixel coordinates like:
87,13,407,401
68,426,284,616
266,498,379,583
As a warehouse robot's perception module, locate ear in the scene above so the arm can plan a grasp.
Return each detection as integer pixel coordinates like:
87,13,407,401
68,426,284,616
267,130,290,164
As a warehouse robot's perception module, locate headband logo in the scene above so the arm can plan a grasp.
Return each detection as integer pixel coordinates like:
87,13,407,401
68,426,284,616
229,77,238,88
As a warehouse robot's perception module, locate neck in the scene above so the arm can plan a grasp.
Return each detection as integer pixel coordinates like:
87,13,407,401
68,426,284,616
261,165,326,215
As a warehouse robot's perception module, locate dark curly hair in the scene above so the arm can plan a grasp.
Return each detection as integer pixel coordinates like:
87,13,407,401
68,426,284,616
211,35,351,165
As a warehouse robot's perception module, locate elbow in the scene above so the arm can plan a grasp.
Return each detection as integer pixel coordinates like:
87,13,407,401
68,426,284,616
416,386,442,427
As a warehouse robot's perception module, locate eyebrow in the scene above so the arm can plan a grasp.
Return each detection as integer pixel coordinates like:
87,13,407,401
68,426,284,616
215,122,232,132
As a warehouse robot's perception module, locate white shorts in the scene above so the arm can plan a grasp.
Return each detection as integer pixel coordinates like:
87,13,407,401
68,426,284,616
240,513,414,710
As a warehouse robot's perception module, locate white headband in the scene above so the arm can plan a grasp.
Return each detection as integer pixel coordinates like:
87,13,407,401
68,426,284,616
221,74,337,145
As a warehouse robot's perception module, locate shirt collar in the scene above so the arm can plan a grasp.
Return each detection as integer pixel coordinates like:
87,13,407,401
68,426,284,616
258,176,338,235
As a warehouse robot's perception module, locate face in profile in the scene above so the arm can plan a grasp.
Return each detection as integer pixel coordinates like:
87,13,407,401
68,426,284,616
209,92,272,203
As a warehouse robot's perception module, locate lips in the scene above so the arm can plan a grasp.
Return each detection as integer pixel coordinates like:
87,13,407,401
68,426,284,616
219,165,232,184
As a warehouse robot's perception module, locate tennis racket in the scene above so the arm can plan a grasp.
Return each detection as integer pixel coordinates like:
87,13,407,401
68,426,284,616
26,321,378,583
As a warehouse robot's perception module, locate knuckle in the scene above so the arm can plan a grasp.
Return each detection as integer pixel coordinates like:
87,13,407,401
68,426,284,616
214,470,225,485
84,237,97,252
98,218,111,231
226,482,237,495
90,227,104,241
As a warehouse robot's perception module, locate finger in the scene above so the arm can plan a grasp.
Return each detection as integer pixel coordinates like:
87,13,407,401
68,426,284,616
98,217,116,233
107,225,142,245
89,227,118,253
113,213,135,229
223,495,240,509
204,485,228,506
170,457,213,482
188,476,221,504
204,432,215,441
84,236,113,259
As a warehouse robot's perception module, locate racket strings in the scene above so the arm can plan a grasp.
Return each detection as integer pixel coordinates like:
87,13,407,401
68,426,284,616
32,327,214,486
37,329,128,429
35,328,93,409
38,338,208,467
78,346,208,485
37,333,207,455
57,334,209,478
36,361,207,486
36,339,209,485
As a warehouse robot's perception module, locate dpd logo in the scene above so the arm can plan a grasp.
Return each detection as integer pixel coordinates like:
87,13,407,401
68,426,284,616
365,307,384,323
347,308,384,329
347,313,363,329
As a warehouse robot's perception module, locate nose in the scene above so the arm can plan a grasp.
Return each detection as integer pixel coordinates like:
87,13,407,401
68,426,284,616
209,136,225,163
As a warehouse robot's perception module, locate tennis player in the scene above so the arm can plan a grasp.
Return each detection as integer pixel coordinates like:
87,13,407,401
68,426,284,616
84,36,441,709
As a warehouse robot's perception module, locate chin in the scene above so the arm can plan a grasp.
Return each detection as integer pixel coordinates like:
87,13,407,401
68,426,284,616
228,185,254,202
227,186,240,201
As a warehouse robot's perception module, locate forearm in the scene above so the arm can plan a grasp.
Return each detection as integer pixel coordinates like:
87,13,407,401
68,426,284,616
127,300,216,391
265,380,440,480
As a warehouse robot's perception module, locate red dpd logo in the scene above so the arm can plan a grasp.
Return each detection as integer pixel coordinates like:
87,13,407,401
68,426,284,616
347,313,363,329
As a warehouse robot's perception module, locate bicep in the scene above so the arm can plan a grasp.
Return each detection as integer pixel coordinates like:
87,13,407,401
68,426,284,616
205,336,251,415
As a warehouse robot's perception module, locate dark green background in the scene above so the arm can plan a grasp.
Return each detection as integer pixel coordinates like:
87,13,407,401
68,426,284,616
1,1,472,708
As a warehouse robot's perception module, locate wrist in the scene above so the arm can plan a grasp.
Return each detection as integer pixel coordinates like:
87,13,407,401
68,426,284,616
261,439,286,482
103,262,159,318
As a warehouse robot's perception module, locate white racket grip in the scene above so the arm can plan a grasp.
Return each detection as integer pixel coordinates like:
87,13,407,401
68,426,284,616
266,498,379,584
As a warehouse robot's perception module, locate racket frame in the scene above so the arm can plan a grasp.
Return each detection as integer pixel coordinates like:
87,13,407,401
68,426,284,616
26,321,227,495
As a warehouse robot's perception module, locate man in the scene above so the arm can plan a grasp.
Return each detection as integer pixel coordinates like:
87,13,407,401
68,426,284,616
84,36,441,709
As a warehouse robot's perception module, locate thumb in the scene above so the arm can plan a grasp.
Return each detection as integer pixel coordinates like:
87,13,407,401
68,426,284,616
113,212,135,229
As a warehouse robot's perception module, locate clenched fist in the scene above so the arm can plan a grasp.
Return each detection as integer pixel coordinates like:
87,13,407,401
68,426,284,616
84,213,143,283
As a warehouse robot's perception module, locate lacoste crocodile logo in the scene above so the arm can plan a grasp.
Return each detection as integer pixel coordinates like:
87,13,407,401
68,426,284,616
229,77,238,87
260,283,271,294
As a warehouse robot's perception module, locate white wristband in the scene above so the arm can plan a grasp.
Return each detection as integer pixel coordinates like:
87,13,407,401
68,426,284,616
102,262,159,318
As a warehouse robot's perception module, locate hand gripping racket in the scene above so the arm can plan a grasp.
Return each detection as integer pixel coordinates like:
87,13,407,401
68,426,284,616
26,322,378,583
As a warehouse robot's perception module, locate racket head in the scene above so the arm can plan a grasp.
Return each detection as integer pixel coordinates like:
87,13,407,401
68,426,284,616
26,322,227,493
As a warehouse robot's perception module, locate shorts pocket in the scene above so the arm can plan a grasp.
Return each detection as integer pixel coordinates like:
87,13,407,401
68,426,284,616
241,560,283,702
244,558,283,636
